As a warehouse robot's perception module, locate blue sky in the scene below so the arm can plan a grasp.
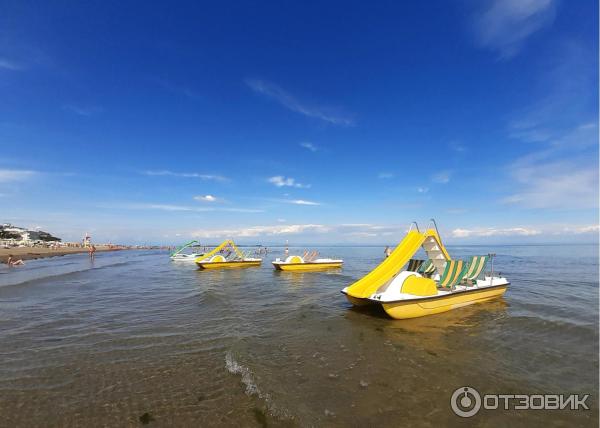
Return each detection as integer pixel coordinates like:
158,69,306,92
0,0,598,244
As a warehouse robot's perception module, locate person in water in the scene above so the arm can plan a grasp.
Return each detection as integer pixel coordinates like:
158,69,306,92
89,245,96,259
384,246,392,258
7,255,25,267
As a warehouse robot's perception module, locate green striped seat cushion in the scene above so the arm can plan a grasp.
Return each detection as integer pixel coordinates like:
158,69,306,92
418,259,436,274
464,256,488,281
407,259,424,272
439,260,467,288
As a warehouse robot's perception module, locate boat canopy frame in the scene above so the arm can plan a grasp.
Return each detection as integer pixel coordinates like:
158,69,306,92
197,239,245,262
170,240,200,257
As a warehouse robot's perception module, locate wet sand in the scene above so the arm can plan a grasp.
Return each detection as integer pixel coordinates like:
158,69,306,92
0,246,128,264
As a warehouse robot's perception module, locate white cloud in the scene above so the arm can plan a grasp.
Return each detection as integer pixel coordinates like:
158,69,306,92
559,225,599,234
0,58,23,71
152,78,198,98
509,127,553,143
338,223,400,237
503,159,598,209
346,231,378,238
265,197,321,206
143,170,229,182
190,222,405,240
194,195,220,203
300,142,318,152
191,224,330,238
501,43,597,211
378,172,394,179
224,208,266,213
472,0,556,59
452,227,541,238
245,79,354,126
0,169,37,182
417,187,429,193
509,43,594,137
432,170,451,184
449,141,466,153
268,175,310,188
288,199,320,206
63,105,103,116
453,224,600,238
446,208,467,215
114,203,263,213
126,203,208,212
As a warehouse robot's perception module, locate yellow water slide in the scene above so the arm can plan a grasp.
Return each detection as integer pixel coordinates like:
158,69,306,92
195,239,244,262
345,228,449,301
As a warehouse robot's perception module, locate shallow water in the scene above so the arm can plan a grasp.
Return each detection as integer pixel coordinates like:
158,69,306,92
0,245,597,427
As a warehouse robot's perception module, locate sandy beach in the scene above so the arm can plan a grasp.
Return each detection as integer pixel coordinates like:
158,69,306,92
0,246,129,264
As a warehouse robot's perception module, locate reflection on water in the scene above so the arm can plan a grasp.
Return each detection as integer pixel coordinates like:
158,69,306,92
0,245,597,427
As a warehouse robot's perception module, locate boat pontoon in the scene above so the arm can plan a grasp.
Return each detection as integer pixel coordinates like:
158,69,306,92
272,254,343,271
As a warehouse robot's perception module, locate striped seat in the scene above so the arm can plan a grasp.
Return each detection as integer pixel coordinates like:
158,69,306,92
438,260,467,289
463,255,488,283
406,259,424,272
418,259,436,277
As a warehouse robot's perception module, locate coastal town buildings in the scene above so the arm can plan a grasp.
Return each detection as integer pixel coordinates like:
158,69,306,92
0,223,61,246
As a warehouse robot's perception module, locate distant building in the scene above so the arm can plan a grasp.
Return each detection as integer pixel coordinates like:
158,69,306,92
0,223,61,244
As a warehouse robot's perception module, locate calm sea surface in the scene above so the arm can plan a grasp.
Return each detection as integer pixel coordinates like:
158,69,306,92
0,245,597,427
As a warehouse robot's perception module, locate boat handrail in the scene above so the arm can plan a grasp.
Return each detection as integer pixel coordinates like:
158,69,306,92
170,239,199,256
408,222,420,233
429,218,444,243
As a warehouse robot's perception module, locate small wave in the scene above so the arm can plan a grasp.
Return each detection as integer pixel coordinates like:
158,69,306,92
329,273,358,282
0,259,135,288
224,351,293,421
506,314,598,339
93,260,133,270
225,351,260,396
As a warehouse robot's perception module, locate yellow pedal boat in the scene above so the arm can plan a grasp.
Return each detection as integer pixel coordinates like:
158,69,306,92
342,220,509,319
195,239,262,270
272,255,343,271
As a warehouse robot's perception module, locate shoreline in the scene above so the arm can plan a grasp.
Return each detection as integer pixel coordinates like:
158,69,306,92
0,246,136,264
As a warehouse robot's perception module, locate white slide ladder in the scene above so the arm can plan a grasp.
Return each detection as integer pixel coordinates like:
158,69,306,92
422,236,447,274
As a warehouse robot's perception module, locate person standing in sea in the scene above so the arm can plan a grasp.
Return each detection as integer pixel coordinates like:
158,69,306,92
89,245,96,259
384,246,391,258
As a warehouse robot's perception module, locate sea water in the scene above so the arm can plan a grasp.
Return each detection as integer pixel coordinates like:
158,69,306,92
0,245,597,426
